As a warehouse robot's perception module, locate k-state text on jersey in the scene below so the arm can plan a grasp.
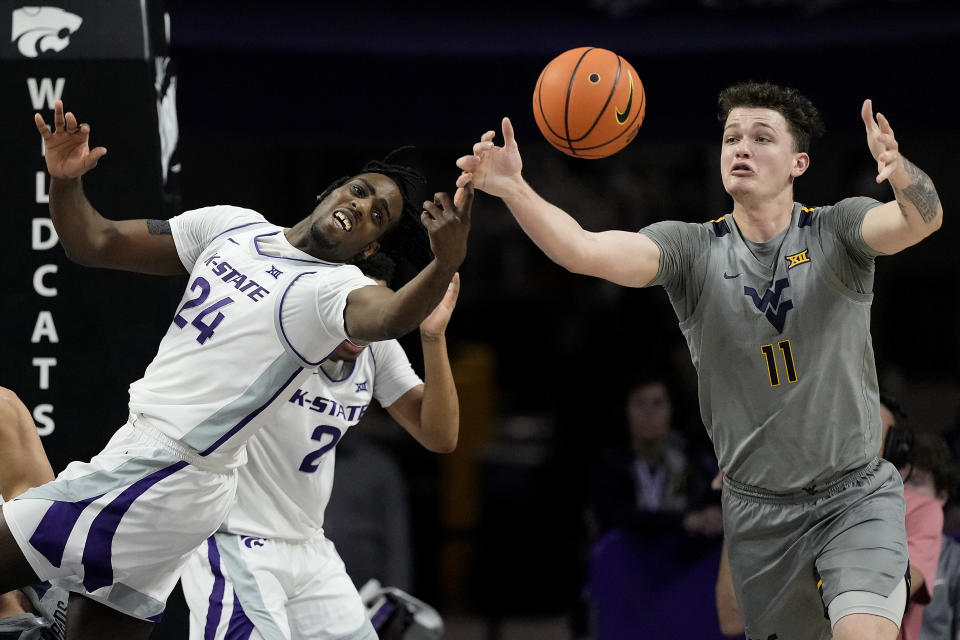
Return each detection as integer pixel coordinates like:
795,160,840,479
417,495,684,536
202,253,271,301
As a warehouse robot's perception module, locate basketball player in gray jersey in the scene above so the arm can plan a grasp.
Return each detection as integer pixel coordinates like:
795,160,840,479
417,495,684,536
457,82,943,639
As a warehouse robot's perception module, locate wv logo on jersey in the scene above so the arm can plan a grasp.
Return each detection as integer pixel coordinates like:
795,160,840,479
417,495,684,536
785,248,811,270
744,278,793,333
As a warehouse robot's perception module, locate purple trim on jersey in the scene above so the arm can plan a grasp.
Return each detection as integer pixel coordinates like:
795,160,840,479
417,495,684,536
148,611,165,623
210,221,269,242
199,367,304,456
81,461,189,592
225,591,255,640
254,231,339,265
278,273,343,367
29,495,102,568
204,537,226,640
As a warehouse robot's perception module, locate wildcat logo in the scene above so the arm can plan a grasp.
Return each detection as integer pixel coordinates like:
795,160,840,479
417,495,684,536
11,6,82,58
785,249,810,270
744,278,793,333
242,536,266,549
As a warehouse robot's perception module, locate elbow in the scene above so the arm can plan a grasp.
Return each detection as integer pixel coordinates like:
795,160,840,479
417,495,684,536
921,204,944,237
61,245,97,267
424,428,458,454
59,229,115,268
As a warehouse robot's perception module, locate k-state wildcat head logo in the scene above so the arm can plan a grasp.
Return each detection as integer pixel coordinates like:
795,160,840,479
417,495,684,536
11,6,82,58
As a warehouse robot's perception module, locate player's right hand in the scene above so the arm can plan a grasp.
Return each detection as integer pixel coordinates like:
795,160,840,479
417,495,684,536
456,117,524,199
35,100,107,179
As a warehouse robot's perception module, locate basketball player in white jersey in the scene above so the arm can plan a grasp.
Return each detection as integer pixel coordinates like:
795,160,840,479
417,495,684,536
0,254,459,640
456,83,942,640
0,100,473,640
179,252,461,640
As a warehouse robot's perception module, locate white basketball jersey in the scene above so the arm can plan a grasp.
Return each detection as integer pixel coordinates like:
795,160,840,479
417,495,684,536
220,340,422,541
127,206,375,468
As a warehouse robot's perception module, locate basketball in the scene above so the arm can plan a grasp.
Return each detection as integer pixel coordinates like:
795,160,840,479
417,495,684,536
532,47,645,158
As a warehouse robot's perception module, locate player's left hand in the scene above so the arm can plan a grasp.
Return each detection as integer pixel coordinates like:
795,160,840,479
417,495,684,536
420,272,460,338
861,99,902,184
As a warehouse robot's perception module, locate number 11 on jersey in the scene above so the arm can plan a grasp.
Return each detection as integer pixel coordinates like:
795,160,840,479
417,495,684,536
760,339,798,386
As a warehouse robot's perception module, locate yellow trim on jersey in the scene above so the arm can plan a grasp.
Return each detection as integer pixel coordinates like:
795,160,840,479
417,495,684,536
708,215,727,223
801,206,815,213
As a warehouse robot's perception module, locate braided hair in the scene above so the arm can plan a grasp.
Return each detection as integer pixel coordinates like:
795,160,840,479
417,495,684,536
316,149,433,270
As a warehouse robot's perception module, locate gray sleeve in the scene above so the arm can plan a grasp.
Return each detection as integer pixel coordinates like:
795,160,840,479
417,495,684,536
638,220,711,321
818,197,883,294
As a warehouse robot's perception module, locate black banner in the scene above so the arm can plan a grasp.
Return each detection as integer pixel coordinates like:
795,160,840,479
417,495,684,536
0,0,182,472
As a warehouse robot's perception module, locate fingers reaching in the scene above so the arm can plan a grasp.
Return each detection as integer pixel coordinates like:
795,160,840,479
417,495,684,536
53,100,65,130
502,117,516,148
455,182,474,221
34,113,51,138
444,272,461,303
876,112,893,135
473,139,494,156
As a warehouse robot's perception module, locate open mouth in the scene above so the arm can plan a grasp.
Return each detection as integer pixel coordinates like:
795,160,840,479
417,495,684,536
731,163,753,176
333,210,354,232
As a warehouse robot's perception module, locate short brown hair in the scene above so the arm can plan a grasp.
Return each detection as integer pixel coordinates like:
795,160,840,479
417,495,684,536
718,82,825,153
910,431,957,504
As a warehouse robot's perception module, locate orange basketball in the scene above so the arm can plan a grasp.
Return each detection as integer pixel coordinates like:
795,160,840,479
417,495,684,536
532,47,645,159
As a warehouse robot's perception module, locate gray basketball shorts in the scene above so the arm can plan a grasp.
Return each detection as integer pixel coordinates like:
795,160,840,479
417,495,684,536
722,457,908,640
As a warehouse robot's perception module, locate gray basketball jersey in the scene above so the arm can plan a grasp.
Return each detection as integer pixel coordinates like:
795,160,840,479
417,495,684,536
641,198,883,491
0,583,68,640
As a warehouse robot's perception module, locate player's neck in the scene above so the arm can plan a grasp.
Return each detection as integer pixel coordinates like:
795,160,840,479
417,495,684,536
731,192,794,243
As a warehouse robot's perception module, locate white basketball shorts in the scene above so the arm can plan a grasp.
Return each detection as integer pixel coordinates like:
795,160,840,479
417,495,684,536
180,531,375,640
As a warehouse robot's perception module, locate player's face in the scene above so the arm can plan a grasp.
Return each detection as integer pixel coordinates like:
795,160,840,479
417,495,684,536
720,108,807,204
627,382,672,444
308,173,403,262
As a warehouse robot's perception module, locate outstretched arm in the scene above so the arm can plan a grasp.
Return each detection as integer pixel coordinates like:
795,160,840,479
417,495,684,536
456,117,660,288
344,186,472,343
385,273,461,453
859,99,943,255
35,100,185,275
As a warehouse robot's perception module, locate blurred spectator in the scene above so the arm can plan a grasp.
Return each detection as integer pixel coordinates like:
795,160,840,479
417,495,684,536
587,375,721,540
584,375,725,639
939,406,960,536
910,431,959,640
879,394,945,640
